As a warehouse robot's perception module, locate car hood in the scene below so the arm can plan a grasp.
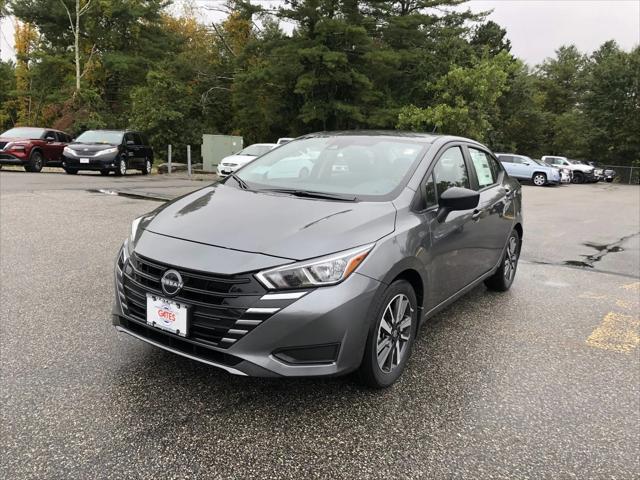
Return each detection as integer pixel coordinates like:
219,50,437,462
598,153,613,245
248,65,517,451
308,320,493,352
67,143,118,152
142,183,397,262
220,154,256,165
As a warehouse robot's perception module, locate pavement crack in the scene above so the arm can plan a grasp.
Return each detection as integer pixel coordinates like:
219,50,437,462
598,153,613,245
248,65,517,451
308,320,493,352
563,231,640,269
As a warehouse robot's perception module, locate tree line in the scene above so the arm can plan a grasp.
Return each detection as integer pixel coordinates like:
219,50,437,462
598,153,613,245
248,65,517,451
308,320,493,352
0,0,638,166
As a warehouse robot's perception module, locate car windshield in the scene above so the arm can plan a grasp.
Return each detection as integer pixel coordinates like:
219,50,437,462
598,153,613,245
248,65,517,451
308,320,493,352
239,144,273,156
1,127,45,139
233,136,429,201
75,131,123,144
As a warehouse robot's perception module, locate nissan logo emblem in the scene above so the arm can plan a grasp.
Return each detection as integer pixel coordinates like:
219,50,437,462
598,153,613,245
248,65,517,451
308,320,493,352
161,269,183,297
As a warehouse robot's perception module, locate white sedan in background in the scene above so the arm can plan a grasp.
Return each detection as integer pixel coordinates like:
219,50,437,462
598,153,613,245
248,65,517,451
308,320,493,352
217,143,277,177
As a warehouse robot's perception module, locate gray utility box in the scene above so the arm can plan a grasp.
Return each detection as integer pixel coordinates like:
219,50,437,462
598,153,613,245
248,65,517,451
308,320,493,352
202,134,243,172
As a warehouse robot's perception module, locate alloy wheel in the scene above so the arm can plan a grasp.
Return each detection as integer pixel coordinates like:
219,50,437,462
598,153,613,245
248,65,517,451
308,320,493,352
533,174,546,186
376,293,413,373
119,159,127,176
503,235,519,281
145,160,151,173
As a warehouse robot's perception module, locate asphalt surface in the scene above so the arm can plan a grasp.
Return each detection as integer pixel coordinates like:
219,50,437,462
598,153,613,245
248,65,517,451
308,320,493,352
1,171,639,479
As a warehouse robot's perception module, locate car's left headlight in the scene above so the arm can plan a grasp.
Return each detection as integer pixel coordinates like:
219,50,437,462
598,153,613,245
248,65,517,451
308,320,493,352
95,147,118,157
63,146,76,156
256,244,374,290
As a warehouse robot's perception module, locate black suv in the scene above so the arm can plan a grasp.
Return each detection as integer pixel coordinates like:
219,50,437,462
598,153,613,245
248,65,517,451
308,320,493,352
62,130,154,176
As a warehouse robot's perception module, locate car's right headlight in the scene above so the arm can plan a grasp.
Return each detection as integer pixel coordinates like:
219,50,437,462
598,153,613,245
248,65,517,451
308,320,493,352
256,244,374,290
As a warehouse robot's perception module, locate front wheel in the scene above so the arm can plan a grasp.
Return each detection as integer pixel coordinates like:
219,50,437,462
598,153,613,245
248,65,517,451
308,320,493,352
532,173,547,186
485,229,521,292
114,157,127,177
572,172,584,184
359,280,418,388
25,150,44,173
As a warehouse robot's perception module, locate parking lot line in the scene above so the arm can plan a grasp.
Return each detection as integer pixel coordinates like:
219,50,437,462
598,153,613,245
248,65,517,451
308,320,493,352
586,312,639,353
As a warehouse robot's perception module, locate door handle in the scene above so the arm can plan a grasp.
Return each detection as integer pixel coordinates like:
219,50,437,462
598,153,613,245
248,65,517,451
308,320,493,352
472,209,482,221
503,186,513,199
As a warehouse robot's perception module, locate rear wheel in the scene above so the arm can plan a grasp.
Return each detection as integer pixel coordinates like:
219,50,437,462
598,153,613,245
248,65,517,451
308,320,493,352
485,229,521,292
25,150,44,173
140,158,152,175
532,172,546,186
359,280,417,388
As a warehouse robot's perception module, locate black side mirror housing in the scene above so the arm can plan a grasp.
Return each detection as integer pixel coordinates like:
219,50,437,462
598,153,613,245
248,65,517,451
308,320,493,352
436,187,480,222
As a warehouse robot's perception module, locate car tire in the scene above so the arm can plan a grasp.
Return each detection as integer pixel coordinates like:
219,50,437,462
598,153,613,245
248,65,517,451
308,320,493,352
605,178,613,183
485,229,521,292
100,170,110,176
25,150,44,173
358,279,418,388
140,158,152,175
114,157,127,177
532,172,547,186
64,168,78,175
572,172,584,184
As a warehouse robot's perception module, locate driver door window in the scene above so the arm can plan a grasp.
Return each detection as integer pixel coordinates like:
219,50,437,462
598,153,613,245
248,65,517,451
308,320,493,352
433,146,470,197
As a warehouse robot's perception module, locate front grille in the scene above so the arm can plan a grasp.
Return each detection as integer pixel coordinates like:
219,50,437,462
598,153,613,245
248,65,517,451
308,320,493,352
119,253,272,348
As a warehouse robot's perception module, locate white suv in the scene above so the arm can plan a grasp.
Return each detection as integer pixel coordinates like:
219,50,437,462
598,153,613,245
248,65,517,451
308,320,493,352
541,156,596,184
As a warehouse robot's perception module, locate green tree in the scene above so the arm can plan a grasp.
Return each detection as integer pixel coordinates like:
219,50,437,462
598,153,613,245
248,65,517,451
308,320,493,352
397,51,515,141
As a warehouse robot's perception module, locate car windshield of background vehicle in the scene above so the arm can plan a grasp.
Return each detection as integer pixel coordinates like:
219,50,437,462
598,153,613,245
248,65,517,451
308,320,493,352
1,127,46,139
234,136,429,201
74,131,124,144
239,144,273,156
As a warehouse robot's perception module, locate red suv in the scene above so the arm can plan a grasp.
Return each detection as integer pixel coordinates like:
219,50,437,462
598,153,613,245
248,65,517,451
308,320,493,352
0,127,72,172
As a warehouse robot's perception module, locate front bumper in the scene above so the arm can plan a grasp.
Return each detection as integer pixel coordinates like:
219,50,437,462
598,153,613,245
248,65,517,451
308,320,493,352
63,154,118,170
113,248,381,377
0,152,28,165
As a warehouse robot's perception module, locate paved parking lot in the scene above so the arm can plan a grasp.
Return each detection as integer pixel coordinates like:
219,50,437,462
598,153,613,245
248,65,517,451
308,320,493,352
1,171,639,479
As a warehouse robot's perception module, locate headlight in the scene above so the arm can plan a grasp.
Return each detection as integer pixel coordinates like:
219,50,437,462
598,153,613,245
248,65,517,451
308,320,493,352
130,216,144,244
6,142,26,151
256,244,374,290
63,146,76,156
95,147,118,157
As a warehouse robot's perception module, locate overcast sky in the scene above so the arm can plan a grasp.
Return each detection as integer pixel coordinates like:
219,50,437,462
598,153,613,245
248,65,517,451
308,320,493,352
1,0,639,64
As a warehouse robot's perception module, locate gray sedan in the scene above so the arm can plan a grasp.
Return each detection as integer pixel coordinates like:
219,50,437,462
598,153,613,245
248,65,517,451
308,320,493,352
113,132,523,387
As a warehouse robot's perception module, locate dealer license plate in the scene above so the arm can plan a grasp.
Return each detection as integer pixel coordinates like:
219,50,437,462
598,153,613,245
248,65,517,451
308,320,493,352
146,294,188,337
80,158,90,164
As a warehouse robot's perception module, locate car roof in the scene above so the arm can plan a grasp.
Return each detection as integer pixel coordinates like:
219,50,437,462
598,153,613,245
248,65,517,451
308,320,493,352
250,143,277,147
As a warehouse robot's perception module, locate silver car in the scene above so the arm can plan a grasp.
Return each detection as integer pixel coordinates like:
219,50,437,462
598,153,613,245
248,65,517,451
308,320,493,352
114,132,523,387
496,153,562,186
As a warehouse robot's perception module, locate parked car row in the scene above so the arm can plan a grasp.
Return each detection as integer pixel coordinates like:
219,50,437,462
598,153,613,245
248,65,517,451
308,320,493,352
495,152,615,186
0,127,153,176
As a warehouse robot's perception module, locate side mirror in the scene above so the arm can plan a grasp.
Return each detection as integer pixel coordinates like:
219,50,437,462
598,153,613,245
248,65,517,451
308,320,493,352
436,187,479,222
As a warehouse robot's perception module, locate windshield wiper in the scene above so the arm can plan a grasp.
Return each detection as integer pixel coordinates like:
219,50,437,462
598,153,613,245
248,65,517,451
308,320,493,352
263,188,357,202
228,172,250,190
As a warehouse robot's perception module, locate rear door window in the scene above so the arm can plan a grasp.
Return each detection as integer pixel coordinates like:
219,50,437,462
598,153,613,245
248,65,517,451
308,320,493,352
133,133,143,145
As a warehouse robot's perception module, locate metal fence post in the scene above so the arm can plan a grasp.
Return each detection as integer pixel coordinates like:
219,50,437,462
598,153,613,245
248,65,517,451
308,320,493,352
629,167,633,185
187,145,191,178
168,144,172,174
